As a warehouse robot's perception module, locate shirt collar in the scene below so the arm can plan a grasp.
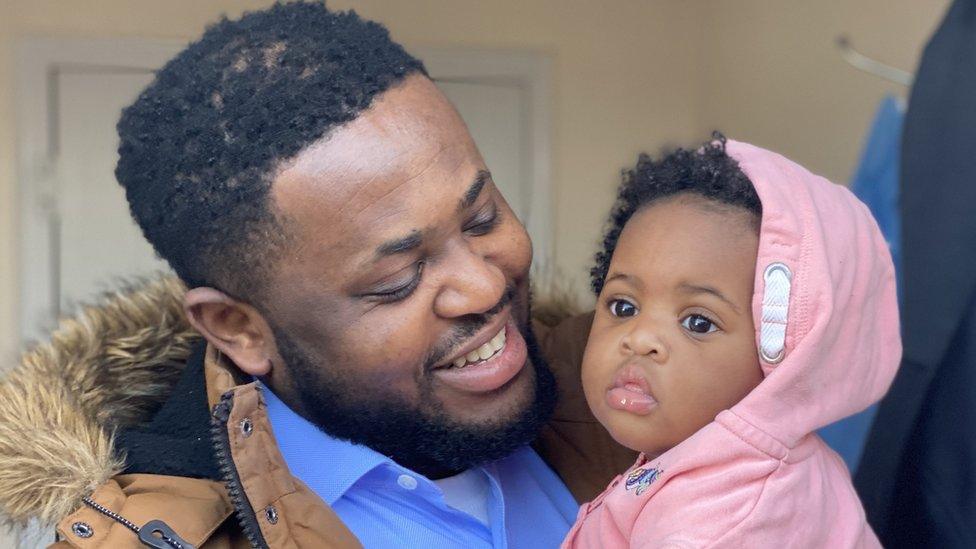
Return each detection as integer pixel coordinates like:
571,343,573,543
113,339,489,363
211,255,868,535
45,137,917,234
259,382,389,504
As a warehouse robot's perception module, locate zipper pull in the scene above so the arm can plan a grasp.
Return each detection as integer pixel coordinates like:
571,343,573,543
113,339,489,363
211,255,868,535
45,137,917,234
212,393,233,423
138,519,196,549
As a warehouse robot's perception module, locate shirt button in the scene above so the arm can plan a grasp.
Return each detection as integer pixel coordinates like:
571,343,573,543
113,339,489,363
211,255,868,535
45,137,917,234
397,474,418,490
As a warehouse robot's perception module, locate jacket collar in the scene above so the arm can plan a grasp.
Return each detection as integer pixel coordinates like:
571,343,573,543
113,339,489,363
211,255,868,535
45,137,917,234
116,341,222,480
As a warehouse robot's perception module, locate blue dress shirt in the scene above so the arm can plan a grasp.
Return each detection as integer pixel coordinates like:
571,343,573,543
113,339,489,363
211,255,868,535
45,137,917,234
261,384,579,548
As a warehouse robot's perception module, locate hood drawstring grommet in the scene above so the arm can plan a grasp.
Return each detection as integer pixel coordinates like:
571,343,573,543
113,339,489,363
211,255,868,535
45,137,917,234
265,505,279,525
760,262,793,365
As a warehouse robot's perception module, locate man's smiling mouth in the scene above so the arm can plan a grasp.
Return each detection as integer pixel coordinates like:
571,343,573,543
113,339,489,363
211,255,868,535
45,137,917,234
432,318,527,394
448,326,506,369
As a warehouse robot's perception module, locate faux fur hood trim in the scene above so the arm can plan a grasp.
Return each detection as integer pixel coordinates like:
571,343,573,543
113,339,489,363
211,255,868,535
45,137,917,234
0,273,581,528
0,277,199,527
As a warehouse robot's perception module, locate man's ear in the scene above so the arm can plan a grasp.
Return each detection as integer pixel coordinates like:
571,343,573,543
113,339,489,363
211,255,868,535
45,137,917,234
184,287,275,377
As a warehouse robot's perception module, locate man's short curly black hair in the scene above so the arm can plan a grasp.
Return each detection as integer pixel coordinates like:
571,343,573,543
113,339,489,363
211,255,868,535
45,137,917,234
116,1,426,299
590,135,763,295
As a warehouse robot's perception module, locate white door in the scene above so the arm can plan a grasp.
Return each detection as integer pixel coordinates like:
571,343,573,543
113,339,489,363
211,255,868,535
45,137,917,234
18,40,550,345
54,69,172,313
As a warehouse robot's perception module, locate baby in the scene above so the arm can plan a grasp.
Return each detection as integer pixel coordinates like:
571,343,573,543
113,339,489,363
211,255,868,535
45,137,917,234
563,137,900,548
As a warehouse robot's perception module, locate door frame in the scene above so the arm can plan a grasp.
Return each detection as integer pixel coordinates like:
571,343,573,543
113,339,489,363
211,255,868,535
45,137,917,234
15,38,183,343
15,38,552,343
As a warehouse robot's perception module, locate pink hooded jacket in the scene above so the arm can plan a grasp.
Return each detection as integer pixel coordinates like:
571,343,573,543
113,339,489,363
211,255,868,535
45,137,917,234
563,141,901,548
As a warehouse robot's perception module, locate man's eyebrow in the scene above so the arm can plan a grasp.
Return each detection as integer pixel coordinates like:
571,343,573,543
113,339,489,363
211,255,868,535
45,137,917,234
604,272,645,292
458,170,491,213
375,229,422,258
678,283,741,313
371,170,489,260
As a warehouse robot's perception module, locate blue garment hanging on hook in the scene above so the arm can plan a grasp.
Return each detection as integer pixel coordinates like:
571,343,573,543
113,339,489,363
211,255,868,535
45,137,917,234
850,95,904,285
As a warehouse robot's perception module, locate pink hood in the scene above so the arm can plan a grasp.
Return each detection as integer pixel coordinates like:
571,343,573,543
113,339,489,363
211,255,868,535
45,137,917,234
727,140,901,446
564,141,901,548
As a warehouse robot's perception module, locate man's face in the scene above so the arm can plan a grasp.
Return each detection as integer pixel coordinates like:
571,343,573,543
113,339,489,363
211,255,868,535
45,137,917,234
262,74,553,475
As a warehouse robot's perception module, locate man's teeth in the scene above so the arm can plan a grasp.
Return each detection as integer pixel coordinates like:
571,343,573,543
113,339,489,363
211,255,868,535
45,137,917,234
451,328,507,369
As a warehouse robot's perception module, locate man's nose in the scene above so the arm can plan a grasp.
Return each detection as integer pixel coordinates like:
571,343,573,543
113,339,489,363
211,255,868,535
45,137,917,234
433,244,506,318
620,320,670,363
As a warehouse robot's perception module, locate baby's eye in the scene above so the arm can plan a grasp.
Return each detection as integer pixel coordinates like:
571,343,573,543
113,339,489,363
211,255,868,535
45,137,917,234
681,314,718,334
608,299,638,318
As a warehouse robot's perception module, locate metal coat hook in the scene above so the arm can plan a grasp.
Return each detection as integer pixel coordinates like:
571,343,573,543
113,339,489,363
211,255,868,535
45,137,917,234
836,34,914,87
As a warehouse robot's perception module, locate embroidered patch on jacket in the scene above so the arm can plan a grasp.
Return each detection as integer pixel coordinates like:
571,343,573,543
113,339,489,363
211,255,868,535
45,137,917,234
624,467,661,496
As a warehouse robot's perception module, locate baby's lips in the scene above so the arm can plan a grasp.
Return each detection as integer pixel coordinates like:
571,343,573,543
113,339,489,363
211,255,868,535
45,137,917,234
606,384,657,415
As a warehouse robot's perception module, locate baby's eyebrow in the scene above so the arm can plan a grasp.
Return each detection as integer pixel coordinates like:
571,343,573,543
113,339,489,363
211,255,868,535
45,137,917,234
677,283,741,314
605,272,645,292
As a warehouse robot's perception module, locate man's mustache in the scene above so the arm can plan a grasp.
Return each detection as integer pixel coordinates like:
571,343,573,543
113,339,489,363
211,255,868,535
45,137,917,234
424,286,517,370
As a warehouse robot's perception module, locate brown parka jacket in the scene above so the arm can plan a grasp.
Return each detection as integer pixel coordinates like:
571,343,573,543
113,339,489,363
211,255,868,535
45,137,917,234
0,277,635,548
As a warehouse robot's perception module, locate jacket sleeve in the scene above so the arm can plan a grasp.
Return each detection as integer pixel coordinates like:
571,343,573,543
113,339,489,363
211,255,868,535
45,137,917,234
532,312,639,503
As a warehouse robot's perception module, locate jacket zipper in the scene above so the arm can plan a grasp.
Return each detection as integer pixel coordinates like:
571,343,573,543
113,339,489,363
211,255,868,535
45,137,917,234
81,496,195,549
210,392,269,549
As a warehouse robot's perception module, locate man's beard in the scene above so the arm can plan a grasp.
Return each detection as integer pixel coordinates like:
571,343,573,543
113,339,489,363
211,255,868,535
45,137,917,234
268,306,558,478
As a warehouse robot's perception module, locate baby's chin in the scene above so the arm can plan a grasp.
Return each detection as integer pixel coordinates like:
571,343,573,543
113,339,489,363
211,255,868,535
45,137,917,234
600,407,674,458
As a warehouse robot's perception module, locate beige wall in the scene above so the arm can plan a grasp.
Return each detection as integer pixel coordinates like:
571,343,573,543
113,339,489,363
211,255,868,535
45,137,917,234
0,0,952,371
698,0,949,185
1,8,14,366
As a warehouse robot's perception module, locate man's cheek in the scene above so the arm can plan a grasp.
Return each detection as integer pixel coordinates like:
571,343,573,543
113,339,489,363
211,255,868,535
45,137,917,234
510,229,533,276
346,336,430,384
490,218,531,274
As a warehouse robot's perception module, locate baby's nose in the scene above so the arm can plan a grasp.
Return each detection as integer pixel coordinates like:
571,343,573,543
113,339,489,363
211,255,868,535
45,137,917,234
621,325,669,363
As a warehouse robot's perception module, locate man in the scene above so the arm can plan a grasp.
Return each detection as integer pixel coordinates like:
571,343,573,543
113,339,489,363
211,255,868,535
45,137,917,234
0,3,634,547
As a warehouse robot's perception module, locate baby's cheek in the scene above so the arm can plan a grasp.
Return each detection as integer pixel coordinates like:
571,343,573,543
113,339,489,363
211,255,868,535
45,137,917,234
580,358,604,411
713,346,762,408
689,367,745,420
581,343,615,414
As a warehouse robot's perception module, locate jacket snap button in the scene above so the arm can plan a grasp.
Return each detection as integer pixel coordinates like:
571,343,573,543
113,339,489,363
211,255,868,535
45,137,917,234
265,505,279,525
71,521,94,538
239,418,253,437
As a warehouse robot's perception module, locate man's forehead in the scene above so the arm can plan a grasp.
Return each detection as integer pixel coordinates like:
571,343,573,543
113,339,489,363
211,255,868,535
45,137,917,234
273,131,479,232
272,75,479,215
269,75,485,268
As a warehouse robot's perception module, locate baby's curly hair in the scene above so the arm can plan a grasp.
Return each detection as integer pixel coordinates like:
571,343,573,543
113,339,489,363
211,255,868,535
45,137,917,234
116,1,426,299
590,134,762,295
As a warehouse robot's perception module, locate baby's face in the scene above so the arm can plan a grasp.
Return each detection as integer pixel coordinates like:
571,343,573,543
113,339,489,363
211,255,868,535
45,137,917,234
582,194,763,457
